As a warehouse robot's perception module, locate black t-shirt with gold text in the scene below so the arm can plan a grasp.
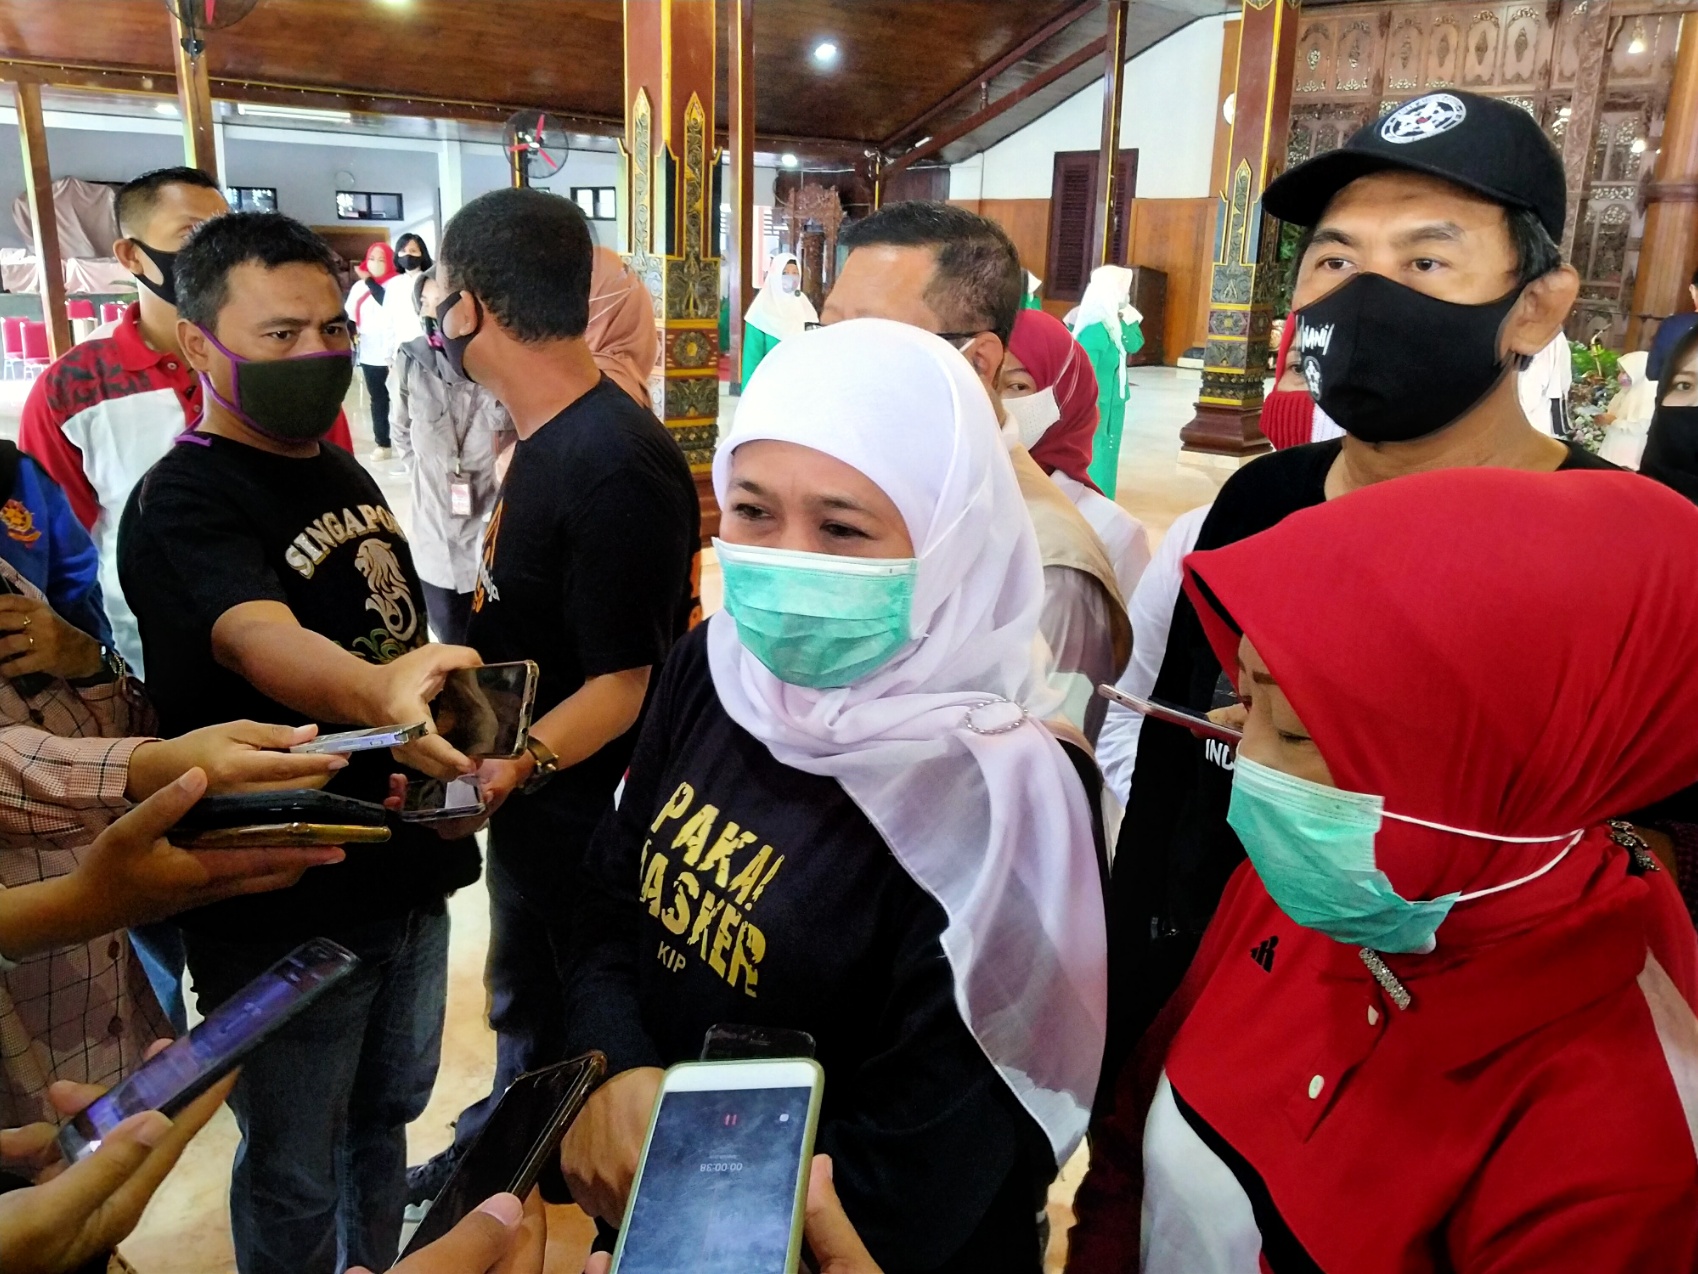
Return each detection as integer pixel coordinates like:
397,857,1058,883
118,432,479,941
566,624,1052,1274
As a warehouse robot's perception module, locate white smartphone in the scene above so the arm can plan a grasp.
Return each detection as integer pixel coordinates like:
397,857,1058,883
1097,684,1243,745
611,1058,825,1274
290,723,428,754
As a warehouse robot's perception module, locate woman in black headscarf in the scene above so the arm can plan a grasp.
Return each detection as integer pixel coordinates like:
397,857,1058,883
1639,325,1698,502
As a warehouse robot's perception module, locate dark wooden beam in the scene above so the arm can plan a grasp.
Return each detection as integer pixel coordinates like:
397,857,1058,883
883,34,1106,179
12,81,71,359
878,0,1102,151
169,9,217,179
728,0,755,390
1091,0,1130,266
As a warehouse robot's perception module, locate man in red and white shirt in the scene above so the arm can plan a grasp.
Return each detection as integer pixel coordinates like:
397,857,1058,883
19,167,352,676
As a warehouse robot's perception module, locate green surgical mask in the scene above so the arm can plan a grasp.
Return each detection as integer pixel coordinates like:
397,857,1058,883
1226,754,1579,954
714,537,917,689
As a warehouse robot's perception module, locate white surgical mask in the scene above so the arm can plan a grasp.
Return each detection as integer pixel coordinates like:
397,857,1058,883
779,276,800,295
1001,388,1061,450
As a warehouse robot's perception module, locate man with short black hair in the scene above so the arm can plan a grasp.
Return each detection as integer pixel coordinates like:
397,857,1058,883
824,201,1130,739
405,188,698,1200
118,210,483,1274
1097,91,1621,1104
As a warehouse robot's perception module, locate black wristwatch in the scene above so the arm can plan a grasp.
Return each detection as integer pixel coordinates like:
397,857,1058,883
519,736,560,795
66,644,128,689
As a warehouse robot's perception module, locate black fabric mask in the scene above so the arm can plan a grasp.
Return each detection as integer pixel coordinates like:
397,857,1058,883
397,253,423,272
198,326,354,443
1292,272,1522,444
435,290,483,384
1641,405,1698,504
129,239,180,306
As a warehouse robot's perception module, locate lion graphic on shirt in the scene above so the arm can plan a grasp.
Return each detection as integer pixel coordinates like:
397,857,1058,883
355,538,418,644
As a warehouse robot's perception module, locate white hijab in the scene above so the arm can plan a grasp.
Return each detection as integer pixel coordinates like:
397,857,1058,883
1070,264,1141,395
707,319,1107,1161
743,251,817,342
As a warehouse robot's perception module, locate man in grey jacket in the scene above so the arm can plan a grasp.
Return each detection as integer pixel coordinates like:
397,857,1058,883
391,274,513,644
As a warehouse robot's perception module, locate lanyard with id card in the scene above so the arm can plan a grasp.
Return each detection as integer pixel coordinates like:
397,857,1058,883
446,396,477,517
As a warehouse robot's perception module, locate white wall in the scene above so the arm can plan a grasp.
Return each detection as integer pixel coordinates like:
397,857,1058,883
224,131,441,243
950,14,1229,202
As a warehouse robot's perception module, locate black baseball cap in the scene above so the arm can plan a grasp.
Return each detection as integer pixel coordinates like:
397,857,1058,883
1263,90,1565,239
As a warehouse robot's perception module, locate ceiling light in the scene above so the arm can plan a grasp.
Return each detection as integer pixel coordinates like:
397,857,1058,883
1627,20,1647,55
780,152,799,168
1557,106,1572,118
1631,137,1648,154
237,102,353,123
154,102,178,116
812,40,838,65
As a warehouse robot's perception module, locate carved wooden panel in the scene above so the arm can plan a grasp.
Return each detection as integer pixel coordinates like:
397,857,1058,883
1294,20,1335,95
1333,19,1380,93
1462,9,1503,86
1426,14,1464,87
1385,15,1428,92
1500,5,1548,86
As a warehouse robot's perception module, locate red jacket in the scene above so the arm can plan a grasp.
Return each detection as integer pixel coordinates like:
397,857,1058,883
1069,852,1698,1273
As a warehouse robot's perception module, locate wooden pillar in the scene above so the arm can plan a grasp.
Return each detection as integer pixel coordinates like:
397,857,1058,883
1180,0,1300,456
727,0,754,394
1628,12,1698,350
625,0,721,535
1559,0,1613,260
13,82,70,360
170,8,219,181
1091,0,1130,267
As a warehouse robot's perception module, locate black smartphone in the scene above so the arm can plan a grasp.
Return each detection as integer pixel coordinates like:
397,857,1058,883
57,938,360,1162
432,661,539,760
167,789,392,849
401,1053,606,1256
399,776,486,824
699,1024,817,1062
1097,684,1244,745
0,571,50,699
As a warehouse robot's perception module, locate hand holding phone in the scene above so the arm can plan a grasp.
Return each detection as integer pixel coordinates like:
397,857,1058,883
401,1054,605,1256
290,723,427,755
610,1059,824,1274
57,938,359,1162
432,661,540,760
167,790,392,849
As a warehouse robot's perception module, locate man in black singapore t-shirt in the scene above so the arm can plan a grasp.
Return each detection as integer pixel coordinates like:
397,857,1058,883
118,212,484,1274
1102,92,1627,1101
406,188,698,1199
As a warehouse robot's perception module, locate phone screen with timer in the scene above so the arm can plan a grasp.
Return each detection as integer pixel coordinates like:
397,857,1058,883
611,1058,824,1274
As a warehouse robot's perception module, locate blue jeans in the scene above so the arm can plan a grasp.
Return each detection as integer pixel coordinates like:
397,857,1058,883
183,905,450,1274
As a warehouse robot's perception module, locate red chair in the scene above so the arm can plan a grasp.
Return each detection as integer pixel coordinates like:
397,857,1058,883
1,317,24,379
65,298,95,321
100,302,124,325
20,320,50,377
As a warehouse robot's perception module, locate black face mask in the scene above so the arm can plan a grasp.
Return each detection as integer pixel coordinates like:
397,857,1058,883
1641,404,1698,504
198,326,354,444
397,253,423,272
1292,272,1523,444
129,239,180,306
435,290,483,384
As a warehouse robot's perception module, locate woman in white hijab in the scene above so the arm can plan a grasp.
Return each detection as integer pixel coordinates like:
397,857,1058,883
740,251,817,386
1599,350,1656,469
559,319,1107,1273
1067,265,1145,497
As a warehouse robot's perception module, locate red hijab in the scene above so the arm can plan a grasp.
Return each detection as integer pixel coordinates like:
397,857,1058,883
1259,311,1315,450
1007,309,1102,491
1183,468,1698,951
361,242,398,283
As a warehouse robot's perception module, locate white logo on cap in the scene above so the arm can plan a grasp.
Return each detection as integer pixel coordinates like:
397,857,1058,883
1380,93,1467,144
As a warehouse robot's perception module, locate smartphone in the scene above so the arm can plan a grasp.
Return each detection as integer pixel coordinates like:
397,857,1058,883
611,1058,825,1274
401,1053,606,1256
699,1024,817,1062
57,938,360,1162
399,776,486,823
290,722,428,754
432,661,539,760
0,571,50,700
1097,684,1243,745
168,790,392,849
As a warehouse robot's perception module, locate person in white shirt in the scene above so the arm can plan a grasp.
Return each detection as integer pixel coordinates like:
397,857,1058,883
348,241,400,460
1517,328,1572,436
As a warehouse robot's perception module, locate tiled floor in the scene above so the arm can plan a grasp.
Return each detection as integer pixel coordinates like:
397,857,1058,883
0,366,1237,1272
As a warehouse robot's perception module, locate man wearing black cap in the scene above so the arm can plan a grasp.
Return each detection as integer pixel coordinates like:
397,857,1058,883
1099,90,1618,1096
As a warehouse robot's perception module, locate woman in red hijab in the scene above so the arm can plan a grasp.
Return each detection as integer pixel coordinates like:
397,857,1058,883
1070,467,1698,1274
1001,309,1150,599
1260,309,1345,450
349,241,400,459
